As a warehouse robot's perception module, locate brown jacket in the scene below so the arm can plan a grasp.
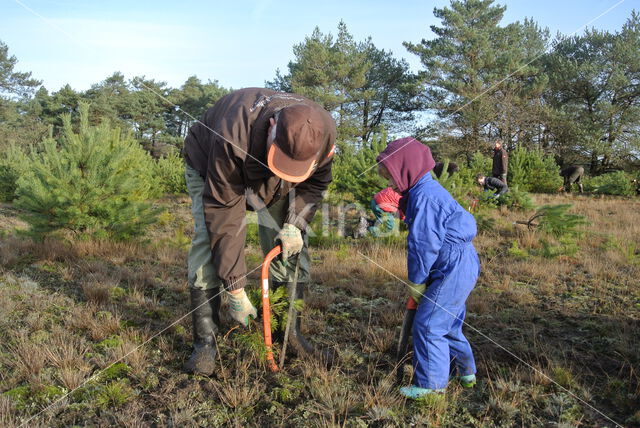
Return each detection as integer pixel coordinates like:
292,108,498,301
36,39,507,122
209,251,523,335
492,147,508,177
183,88,336,290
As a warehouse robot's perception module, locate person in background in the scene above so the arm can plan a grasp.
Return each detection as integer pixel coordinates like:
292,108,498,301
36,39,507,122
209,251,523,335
559,165,584,193
476,173,509,197
368,187,405,236
377,137,480,399
433,161,459,178
492,140,508,184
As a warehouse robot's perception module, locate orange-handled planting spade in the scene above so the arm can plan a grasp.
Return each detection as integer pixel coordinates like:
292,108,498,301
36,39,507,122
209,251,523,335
396,295,418,385
261,245,282,372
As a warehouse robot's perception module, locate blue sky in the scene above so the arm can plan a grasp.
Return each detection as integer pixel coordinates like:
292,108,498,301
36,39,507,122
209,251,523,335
1,0,636,92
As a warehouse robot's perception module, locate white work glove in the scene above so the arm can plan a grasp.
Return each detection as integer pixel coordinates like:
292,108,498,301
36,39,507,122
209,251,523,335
226,289,257,327
276,223,304,259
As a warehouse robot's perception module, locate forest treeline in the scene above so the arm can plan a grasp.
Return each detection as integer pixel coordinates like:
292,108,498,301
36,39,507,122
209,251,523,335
1,0,639,174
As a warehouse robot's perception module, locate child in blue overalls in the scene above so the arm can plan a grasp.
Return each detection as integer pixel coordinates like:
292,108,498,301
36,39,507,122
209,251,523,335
377,137,481,398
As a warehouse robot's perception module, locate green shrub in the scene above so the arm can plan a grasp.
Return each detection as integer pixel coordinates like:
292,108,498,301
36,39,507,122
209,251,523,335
508,240,529,259
246,220,260,246
95,380,133,409
0,144,30,202
473,211,496,233
432,159,479,208
247,284,303,333
2,385,66,410
94,336,124,353
501,186,536,211
534,204,588,238
98,362,131,381
14,103,159,240
508,147,562,193
519,204,588,258
154,151,187,195
454,152,492,186
538,237,580,258
479,185,535,211
584,171,634,196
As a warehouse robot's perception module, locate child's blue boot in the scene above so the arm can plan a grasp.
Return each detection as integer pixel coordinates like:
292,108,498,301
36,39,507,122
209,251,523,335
399,385,445,399
450,374,476,388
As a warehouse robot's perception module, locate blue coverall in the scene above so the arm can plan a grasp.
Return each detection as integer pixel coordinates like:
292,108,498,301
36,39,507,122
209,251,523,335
405,173,480,389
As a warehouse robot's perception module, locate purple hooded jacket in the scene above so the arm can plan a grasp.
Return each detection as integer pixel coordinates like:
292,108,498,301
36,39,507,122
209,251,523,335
376,137,436,212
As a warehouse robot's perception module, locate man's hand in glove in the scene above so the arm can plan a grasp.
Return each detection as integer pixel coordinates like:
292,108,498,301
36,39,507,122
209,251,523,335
227,288,257,327
407,282,426,304
276,223,304,259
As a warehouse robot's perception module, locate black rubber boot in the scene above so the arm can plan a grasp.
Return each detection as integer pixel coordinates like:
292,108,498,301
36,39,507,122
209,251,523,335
183,288,219,375
287,283,336,368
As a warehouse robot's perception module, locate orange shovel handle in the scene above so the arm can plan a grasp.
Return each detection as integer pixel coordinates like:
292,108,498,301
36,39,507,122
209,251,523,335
261,245,282,372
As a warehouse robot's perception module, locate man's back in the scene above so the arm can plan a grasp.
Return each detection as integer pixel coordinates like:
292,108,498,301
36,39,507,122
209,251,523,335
485,176,508,195
183,88,335,178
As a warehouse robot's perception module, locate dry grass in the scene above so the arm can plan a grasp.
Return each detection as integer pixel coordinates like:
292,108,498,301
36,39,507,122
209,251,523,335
81,272,121,305
0,194,638,427
43,327,90,370
110,328,150,376
0,396,18,428
30,238,79,263
72,239,142,264
120,263,159,292
214,360,266,410
3,334,48,385
362,327,396,354
362,372,404,418
68,305,122,341
301,361,360,425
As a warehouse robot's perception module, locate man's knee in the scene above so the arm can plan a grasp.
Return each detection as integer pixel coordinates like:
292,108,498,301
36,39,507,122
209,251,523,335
188,272,220,290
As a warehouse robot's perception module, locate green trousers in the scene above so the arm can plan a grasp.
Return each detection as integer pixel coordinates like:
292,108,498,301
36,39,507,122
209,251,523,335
185,163,310,290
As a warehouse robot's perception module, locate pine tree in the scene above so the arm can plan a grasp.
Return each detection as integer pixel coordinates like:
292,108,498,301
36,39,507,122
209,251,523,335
329,130,389,205
154,151,187,195
544,12,640,172
404,0,506,158
267,21,418,144
519,204,588,237
432,159,473,206
15,103,159,240
508,146,562,193
0,143,30,202
0,40,41,99
0,40,46,150
404,1,548,158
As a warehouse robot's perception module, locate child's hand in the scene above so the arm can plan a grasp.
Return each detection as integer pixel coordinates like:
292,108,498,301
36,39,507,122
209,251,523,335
408,282,426,303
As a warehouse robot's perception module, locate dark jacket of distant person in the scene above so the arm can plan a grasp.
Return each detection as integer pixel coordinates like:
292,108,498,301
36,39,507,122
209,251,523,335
492,146,508,182
433,161,459,179
559,165,584,193
484,176,508,196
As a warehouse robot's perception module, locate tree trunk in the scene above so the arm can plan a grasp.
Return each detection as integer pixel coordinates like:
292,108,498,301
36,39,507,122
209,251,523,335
362,99,369,144
590,151,599,175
